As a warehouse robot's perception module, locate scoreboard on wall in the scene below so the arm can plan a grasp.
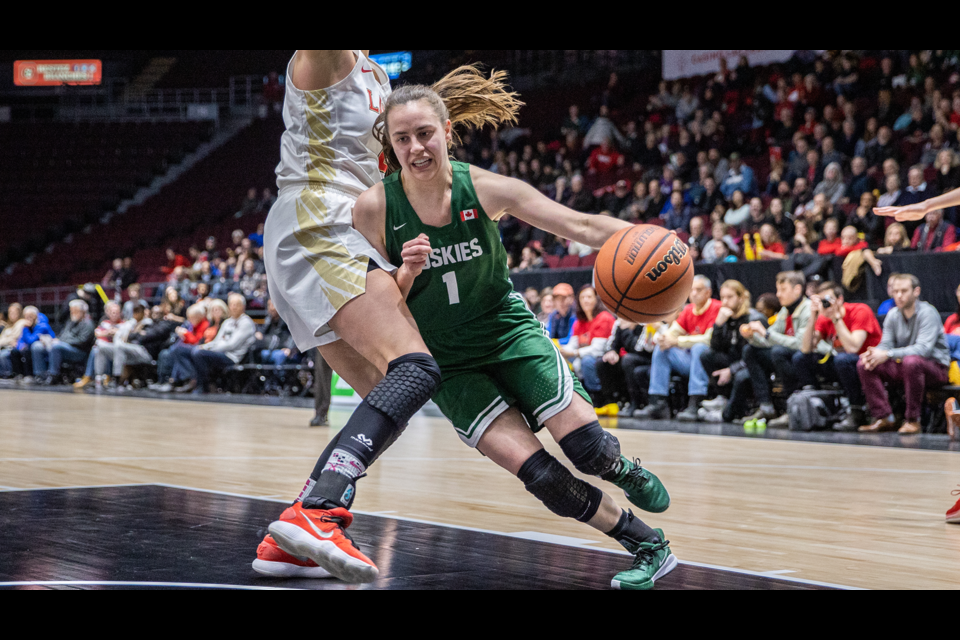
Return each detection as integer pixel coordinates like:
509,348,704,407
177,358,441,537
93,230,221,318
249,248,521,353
14,60,102,86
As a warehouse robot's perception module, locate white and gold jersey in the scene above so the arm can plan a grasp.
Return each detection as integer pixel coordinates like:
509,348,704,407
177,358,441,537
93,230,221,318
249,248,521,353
265,51,396,351
275,50,391,204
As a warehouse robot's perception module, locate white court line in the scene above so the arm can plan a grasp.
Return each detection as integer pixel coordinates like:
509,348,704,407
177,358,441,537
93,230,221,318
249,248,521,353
2,482,864,590
0,581,297,591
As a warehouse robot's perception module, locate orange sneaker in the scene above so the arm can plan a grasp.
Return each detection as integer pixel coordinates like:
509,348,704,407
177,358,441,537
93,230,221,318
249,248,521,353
946,398,959,440
948,488,960,525
252,535,333,579
268,503,379,583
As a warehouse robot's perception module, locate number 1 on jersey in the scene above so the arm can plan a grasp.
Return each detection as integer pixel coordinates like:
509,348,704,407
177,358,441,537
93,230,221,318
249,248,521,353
442,272,460,305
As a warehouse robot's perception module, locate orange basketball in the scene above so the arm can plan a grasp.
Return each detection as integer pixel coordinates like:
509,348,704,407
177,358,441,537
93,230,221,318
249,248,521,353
594,225,695,324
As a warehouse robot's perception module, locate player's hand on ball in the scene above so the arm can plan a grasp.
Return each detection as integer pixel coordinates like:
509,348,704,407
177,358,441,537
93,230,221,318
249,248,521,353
401,234,432,277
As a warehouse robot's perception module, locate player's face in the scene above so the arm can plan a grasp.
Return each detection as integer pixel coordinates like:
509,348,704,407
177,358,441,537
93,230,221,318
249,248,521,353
388,100,453,182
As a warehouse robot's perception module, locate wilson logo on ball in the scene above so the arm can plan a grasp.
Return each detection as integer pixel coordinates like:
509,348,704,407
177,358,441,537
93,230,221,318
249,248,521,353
645,239,689,283
625,227,657,266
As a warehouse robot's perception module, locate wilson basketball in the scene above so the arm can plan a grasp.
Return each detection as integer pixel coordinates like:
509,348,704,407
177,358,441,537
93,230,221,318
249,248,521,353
594,225,695,324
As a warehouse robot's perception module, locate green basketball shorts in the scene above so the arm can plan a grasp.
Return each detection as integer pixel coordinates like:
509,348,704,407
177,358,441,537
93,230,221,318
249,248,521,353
424,293,592,448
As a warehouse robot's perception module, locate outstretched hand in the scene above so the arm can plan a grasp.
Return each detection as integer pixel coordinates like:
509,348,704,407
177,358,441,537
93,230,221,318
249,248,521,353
874,203,927,222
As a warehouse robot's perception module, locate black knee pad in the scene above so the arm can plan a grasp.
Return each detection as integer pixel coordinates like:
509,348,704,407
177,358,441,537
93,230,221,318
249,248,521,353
365,353,441,426
518,450,603,524
559,421,621,479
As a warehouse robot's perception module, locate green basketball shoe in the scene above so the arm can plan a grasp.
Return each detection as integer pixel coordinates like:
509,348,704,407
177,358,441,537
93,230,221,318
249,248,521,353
611,529,677,591
611,457,671,513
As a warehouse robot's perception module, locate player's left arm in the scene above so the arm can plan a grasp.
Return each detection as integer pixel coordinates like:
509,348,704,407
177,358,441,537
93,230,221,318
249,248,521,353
472,166,631,249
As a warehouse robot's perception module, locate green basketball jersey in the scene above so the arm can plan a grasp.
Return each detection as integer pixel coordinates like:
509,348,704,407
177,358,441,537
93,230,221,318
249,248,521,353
383,161,513,334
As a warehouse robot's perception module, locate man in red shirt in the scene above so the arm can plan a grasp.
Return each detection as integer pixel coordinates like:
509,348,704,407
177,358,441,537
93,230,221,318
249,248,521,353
636,275,722,421
910,209,957,252
587,138,624,177
799,282,882,431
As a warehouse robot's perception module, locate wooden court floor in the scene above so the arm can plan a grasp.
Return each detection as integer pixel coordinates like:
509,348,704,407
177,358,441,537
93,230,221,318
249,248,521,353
1,389,958,590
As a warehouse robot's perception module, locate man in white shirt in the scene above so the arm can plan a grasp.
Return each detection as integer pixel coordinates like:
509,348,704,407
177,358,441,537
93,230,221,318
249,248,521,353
177,293,256,394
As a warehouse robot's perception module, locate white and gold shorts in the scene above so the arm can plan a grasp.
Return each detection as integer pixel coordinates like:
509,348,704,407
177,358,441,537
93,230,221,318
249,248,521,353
264,184,396,351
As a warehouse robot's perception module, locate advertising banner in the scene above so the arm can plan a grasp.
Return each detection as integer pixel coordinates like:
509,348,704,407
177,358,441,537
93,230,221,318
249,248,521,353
14,60,102,86
662,50,821,81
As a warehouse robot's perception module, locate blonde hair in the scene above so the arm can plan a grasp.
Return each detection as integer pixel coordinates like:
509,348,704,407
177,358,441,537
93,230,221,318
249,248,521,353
885,222,911,249
375,65,524,174
720,280,752,318
207,298,229,322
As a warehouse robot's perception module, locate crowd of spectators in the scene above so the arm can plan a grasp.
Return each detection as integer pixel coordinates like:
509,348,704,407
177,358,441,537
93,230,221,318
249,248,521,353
465,51,960,276
521,270,960,436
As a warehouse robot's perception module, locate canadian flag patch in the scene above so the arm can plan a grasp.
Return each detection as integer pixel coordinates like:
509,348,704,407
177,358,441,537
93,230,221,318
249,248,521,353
460,209,478,222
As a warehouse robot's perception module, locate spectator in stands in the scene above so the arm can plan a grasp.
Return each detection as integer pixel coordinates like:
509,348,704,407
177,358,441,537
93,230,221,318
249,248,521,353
720,153,756,198
636,276,722,422
94,305,151,386
837,120,860,160
935,149,960,200
238,259,261,299
0,303,26,378
239,187,259,217
814,162,847,206
877,174,902,209
122,284,147,321
788,218,819,255
537,291,554,325
865,126,898,170
847,157,875,204
560,104,588,138
204,236,220,262
622,181,649,222
63,284,104,326
741,271,822,428
699,280,766,424
120,257,138,289
645,180,667,219
102,259,124,292
636,132,664,171
112,304,179,386
739,197,769,237
724,190,750,228
523,288,541,315
231,229,244,251
768,198,795,244
820,137,844,169
897,165,934,208
175,293,255,394
584,105,625,148
661,191,692,232
601,180,632,218
31,299,94,385
161,248,189,276
816,218,843,256
757,224,786,260
687,217,709,261
911,209,957,252
12,306,55,383
164,288,187,324
587,138,624,176
255,299,299,388
545,283,576,346
799,281,883,431
702,222,738,264
149,302,213,393
835,225,870,259
74,302,125,389
599,320,651,417
566,175,596,213
259,188,276,215
559,286,616,404
691,175,725,217
847,192,884,246
514,244,545,272
945,284,960,337
858,274,951,434
791,176,814,216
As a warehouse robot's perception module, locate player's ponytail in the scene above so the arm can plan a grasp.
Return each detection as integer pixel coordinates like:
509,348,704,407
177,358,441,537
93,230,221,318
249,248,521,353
375,65,524,174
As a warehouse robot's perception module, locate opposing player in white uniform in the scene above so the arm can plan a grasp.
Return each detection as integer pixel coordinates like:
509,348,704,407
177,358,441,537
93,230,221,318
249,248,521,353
255,50,442,584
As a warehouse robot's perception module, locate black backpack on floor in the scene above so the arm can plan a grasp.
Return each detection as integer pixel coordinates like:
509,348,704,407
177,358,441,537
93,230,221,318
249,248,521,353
787,390,844,432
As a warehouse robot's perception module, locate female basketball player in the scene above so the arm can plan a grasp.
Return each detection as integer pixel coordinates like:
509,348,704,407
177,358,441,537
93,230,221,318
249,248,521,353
257,51,510,584
349,69,677,590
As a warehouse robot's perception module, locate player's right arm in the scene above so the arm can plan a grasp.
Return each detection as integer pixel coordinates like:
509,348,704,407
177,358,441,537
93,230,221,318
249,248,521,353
472,166,631,249
874,186,960,222
292,50,357,91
